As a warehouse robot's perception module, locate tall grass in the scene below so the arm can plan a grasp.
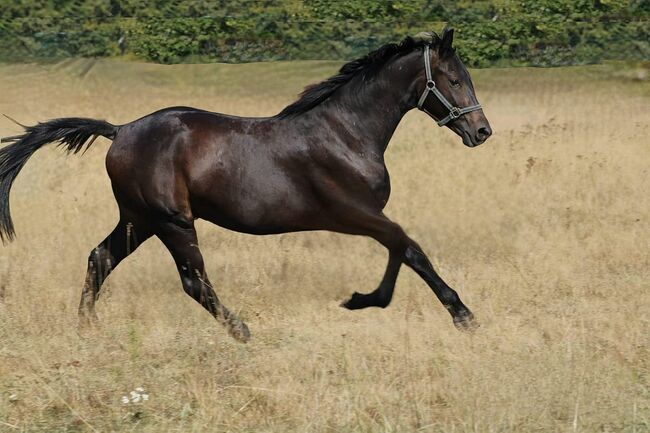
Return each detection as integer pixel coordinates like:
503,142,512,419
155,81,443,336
0,59,648,432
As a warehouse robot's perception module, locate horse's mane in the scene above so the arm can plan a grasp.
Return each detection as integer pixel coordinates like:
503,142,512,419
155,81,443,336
277,32,445,118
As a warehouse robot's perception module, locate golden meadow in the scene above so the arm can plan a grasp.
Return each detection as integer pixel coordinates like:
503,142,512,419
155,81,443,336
0,59,648,432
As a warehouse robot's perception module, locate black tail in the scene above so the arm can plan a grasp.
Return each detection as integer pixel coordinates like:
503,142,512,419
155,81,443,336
0,117,119,242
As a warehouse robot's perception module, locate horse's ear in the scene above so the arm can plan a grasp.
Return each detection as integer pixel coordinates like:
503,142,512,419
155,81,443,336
439,27,454,57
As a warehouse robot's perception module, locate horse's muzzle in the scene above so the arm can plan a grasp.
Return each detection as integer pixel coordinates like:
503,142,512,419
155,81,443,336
463,124,492,147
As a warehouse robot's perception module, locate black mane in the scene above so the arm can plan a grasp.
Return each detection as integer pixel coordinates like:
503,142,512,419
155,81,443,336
277,35,439,118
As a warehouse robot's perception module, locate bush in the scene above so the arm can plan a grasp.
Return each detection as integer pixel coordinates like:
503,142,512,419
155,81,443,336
0,0,648,67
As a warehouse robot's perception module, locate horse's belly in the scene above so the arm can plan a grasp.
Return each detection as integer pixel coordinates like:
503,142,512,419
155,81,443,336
190,169,312,235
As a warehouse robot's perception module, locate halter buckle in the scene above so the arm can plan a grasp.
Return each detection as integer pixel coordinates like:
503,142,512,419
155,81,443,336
449,107,461,119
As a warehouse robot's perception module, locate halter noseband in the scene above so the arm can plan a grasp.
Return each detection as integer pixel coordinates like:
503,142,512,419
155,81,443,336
416,45,482,126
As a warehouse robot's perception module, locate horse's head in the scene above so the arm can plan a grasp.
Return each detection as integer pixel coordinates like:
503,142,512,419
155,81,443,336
414,29,492,147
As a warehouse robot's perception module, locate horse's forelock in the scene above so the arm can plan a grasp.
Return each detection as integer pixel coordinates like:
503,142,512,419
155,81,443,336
413,31,442,47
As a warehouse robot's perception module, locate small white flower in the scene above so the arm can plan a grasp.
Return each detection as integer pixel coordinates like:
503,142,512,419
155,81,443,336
121,387,149,405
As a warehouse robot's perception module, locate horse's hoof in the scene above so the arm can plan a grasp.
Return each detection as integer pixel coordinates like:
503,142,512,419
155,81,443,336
341,291,390,310
453,312,479,332
340,292,363,310
228,320,251,343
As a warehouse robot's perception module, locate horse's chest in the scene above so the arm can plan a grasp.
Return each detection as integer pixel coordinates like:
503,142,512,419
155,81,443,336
355,159,391,209
372,167,392,208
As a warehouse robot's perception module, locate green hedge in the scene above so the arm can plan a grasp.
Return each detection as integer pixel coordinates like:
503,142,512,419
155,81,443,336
1,0,648,67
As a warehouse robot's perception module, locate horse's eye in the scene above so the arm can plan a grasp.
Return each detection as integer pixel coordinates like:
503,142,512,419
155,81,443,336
450,79,461,88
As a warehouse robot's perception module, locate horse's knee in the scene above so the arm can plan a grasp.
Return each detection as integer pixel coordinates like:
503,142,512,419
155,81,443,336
404,245,431,270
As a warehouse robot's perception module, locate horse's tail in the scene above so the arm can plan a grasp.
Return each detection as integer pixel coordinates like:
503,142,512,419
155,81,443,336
0,117,119,242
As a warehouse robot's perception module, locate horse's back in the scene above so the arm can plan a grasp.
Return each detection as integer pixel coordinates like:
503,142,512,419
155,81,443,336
104,107,303,230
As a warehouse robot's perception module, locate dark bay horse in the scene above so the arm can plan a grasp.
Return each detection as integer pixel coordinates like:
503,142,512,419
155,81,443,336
0,29,491,342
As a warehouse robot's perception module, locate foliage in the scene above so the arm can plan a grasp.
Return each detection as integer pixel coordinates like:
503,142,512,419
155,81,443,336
0,0,648,66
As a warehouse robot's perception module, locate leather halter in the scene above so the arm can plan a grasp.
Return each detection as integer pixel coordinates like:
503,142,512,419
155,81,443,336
416,45,482,126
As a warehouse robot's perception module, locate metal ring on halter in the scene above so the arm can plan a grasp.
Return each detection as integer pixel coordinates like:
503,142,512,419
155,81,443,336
449,107,461,119
426,80,436,89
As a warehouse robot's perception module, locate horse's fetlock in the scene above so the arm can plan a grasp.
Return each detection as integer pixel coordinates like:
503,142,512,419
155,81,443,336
376,295,391,308
440,291,461,307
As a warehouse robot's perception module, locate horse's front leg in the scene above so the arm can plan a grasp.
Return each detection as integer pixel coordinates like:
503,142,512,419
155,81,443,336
334,212,408,310
337,211,476,330
341,248,402,309
402,238,477,331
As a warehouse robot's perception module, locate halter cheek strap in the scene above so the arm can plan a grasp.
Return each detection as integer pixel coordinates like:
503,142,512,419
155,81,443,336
416,45,482,126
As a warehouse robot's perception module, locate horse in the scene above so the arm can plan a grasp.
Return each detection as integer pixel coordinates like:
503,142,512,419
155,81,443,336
0,29,491,342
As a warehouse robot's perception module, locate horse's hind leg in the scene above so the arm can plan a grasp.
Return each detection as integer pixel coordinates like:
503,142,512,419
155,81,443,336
78,217,152,325
155,220,250,343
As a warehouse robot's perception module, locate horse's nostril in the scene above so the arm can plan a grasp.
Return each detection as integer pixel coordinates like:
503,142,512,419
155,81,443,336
476,126,492,140
478,126,491,136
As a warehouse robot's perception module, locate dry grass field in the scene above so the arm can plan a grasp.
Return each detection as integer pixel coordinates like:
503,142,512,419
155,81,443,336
0,58,648,432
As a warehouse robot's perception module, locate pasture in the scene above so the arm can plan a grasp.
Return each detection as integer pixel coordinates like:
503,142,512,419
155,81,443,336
0,59,648,432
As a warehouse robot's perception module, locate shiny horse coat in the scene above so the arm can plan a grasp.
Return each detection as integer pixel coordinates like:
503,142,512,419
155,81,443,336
0,29,491,341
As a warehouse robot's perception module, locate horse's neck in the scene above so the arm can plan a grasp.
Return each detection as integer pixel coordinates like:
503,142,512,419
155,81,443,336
311,61,417,155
